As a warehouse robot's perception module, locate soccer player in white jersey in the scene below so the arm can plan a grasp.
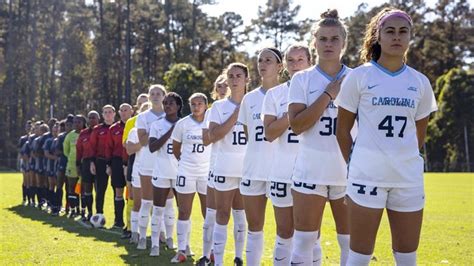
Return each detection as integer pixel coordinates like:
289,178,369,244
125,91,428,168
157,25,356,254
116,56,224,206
335,8,438,266
197,74,246,266
262,43,312,265
135,84,166,250
237,47,282,265
208,63,249,266
125,102,150,244
146,92,183,257
288,10,352,265
170,93,211,263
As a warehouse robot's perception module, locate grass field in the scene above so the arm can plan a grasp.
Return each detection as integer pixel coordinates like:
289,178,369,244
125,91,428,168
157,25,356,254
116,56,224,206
0,173,472,265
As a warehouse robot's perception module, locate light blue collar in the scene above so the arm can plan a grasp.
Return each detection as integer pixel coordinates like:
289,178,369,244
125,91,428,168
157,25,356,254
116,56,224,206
371,60,406,77
316,65,346,81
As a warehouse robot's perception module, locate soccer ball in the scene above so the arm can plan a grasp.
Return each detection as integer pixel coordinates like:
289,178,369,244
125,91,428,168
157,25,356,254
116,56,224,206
90,214,106,228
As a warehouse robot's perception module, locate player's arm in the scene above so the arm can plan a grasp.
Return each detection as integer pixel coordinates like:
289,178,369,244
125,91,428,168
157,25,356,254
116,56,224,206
149,126,174,153
125,140,141,155
415,116,430,150
172,140,182,161
263,113,288,142
208,107,239,142
137,128,149,146
336,107,356,163
202,128,212,146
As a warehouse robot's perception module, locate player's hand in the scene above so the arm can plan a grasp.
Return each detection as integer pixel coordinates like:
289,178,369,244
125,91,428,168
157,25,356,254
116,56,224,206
106,166,112,176
90,162,96,175
325,75,345,99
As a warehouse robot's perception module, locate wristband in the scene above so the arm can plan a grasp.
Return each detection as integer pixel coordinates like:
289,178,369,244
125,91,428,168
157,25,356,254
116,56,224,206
323,91,333,101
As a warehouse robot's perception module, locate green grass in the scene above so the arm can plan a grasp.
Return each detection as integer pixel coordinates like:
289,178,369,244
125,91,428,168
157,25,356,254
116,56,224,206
0,173,473,265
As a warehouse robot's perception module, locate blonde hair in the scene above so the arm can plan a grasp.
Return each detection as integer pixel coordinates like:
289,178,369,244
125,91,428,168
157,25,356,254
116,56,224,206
211,74,229,100
148,84,167,96
138,102,151,113
311,9,348,55
284,43,311,64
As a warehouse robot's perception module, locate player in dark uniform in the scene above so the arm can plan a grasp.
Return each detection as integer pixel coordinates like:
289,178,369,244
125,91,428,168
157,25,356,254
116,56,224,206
43,121,59,212
35,123,51,209
55,115,74,214
19,121,32,205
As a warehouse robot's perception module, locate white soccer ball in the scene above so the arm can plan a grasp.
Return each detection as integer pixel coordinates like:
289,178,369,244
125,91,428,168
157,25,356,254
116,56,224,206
90,214,106,228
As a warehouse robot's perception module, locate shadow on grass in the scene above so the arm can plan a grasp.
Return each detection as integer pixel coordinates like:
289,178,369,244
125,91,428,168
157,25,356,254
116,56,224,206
8,205,196,265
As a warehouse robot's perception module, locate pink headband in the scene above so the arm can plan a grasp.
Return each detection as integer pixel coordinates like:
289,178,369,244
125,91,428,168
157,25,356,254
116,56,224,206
378,10,413,29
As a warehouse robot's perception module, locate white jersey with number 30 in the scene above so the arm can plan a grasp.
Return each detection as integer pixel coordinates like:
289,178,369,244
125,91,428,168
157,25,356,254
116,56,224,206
288,65,351,186
335,61,438,187
149,118,178,179
209,98,247,178
171,115,210,179
238,87,274,181
262,82,299,183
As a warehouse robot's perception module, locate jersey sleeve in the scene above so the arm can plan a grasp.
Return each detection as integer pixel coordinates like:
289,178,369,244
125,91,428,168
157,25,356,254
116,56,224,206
127,128,139,144
149,121,160,139
262,90,277,117
335,70,361,114
209,102,221,124
415,75,438,120
136,113,146,130
237,96,248,126
288,73,307,105
170,119,183,143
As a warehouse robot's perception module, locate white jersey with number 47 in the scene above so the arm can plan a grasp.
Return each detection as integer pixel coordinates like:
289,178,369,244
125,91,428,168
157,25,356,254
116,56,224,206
288,65,352,186
335,61,438,187
238,87,274,181
149,118,178,179
209,98,247,178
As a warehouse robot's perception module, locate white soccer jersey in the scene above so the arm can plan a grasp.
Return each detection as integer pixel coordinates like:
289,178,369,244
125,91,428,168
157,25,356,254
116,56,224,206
135,110,164,173
149,118,178,179
209,98,247,177
171,114,211,178
288,65,351,186
238,87,274,181
335,61,438,187
262,82,299,183
204,108,216,172
127,128,141,178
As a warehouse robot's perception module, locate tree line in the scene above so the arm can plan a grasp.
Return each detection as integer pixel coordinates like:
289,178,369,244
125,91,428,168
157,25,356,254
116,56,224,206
0,0,472,171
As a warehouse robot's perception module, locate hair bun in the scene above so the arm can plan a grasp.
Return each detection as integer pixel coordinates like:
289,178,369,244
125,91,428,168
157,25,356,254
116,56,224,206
321,9,339,19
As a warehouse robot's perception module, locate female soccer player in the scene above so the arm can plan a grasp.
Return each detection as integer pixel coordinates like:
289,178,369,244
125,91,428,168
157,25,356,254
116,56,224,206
262,43,312,265
43,122,60,213
136,85,166,250
64,115,86,218
335,8,437,265
169,93,211,263
238,47,282,265
288,9,351,265
208,63,249,266
148,92,182,257
56,116,74,214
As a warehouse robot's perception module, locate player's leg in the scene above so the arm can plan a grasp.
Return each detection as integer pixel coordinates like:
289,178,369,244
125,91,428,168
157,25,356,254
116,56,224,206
231,187,245,265
94,159,109,215
130,179,142,244
197,183,216,265
164,189,176,248
150,183,170,256
111,157,126,229
269,181,293,266
137,174,153,249
67,176,79,218
329,186,350,266
122,154,135,239
48,173,57,214
81,160,94,221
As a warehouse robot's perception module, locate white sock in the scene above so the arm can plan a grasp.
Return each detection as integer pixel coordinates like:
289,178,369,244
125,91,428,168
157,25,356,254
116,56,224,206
393,250,416,266
232,209,246,259
187,220,192,248
346,249,372,266
131,211,139,233
150,206,164,248
273,235,292,266
313,236,323,266
213,223,227,266
177,219,190,251
337,234,350,266
138,199,152,239
246,230,264,265
164,198,175,239
291,230,318,265
203,208,216,258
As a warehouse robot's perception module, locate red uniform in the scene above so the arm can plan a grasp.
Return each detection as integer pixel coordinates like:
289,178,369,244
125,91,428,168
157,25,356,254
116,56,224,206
76,127,94,165
107,121,127,163
90,123,112,160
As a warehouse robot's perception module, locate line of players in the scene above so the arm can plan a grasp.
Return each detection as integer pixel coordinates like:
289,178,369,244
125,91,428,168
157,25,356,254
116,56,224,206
17,7,438,266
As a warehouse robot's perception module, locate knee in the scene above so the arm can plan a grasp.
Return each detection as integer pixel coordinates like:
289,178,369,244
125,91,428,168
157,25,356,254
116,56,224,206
277,226,294,239
216,209,231,224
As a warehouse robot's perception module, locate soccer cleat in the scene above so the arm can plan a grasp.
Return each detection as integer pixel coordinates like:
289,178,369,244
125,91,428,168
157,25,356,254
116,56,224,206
129,232,139,244
137,237,147,250
234,257,243,266
112,222,125,230
149,246,160,257
195,256,211,266
185,245,194,257
166,237,175,250
121,230,132,239
170,251,187,263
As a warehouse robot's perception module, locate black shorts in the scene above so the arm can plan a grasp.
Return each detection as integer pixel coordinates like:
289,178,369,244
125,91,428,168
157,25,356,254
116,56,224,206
126,154,135,182
57,156,67,173
111,157,126,188
81,158,95,183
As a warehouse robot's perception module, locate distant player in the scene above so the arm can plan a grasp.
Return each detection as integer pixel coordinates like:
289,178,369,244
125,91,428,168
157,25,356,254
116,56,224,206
19,120,32,205
56,115,74,214
335,8,438,265
43,121,59,212
208,63,249,266
238,47,282,265
262,43,312,265
288,10,352,265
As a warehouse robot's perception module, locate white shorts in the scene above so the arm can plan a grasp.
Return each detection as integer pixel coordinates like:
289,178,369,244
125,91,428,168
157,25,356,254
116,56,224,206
131,172,141,188
207,171,215,189
240,179,268,196
291,181,346,200
175,176,207,195
213,176,240,192
268,181,293,208
138,167,153,177
347,182,425,212
152,176,175,189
